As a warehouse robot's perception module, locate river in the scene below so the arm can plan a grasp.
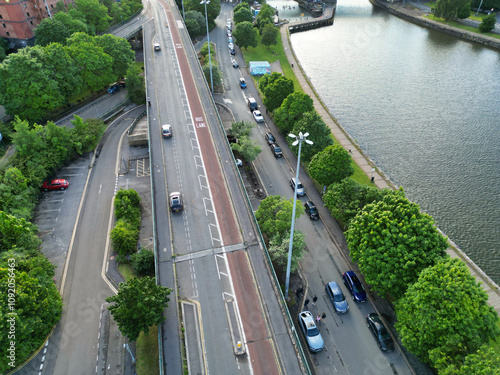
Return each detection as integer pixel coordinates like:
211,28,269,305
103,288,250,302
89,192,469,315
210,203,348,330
277,0,500,284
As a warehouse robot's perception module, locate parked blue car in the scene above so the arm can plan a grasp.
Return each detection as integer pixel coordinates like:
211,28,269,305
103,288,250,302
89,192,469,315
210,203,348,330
342,271,367,302
239,78,247,89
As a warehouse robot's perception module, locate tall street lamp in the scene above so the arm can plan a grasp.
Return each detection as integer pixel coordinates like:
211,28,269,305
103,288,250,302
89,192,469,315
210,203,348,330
201,0,214,94
284,132,313,300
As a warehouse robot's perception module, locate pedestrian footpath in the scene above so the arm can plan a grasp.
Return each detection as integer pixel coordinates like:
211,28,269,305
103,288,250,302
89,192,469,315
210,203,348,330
279,25,500,317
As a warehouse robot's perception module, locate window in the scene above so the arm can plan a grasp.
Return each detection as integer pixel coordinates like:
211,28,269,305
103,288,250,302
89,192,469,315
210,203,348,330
2,23,6,28
0,15,3,19
50,4,53,8
30,20,33,25
6,32,9,36
27,12,30,16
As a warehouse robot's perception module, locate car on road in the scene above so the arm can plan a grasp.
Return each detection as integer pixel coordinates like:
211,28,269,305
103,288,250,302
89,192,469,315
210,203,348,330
235,159,243,167
270,143,283,158
265,132,276,145
41,179,69,191
304,201,319,220
325,281,349,313
290,177,305,196
253,110,264,123
231,58,239,68
153,43,161,51
342,271,367,302
107,84,120,94
228,37,233,43
162,124,172,138
228,42,234,50
239,78,247,89
230,48,236,55
298,311,325,352
247,97,258,111
366,313,395,351
227,31,232,37
169,192,183,212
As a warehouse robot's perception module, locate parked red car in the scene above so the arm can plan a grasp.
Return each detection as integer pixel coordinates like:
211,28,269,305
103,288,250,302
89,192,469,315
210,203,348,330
41,179,69,191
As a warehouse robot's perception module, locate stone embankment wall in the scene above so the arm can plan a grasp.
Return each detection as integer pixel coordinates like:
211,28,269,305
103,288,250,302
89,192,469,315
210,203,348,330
370,0,500,50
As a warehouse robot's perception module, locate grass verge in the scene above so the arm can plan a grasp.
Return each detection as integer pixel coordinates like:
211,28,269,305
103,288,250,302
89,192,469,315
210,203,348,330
136,325,160,375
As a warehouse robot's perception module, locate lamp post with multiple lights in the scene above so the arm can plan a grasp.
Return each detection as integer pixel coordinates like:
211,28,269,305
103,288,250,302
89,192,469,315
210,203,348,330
201,0,214,94
284,132,313,300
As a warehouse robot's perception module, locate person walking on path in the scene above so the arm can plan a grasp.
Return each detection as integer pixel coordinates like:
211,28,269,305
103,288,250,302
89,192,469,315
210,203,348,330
304,298,310,310
312,295,318,306
321,312,326,320
316,315,321,325
295,286,304,299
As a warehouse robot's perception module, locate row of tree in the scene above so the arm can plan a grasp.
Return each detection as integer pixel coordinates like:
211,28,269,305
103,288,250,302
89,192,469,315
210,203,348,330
0,116,108,371
0,32,135,121
254,46,500,372
433,0,497,32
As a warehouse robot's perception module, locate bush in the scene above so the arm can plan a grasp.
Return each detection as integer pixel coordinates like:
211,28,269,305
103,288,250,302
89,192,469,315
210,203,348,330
131,249,155,276
110,219,138,258
479,13,496,32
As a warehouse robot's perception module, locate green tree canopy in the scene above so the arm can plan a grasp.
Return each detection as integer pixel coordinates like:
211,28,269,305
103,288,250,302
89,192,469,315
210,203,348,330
234,7,254,24
34,18,70,46
230,136,261,161
234,2,250,13
255,4,275,28
309,144,353,186
273,91,314,134
110,219,138,258
37,43,83,100
289,112,334,162
479,13,496,32
268,230,305,273
323,178,393,228
95,34,135,78
0,47,66,120
395,258,500,369
66,32,115,91
261,23,278,49
434,0,470,20
0,255,62,372
261,75,294,112
233,21,258,50
0,169,36,221
255,195,304,236
229,120,254,138
439,345,500,375
54,11,89,35
106,277,172,341
131,249,155,276
0,211,40,252
346,190,449,299
74,0,112,33
125,63,145,104
202,62,222,91
185,10,205,37
184,0,221,28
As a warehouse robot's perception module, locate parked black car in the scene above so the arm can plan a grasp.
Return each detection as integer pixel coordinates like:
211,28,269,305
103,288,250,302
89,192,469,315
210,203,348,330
265,133,276,145
342,271,367,302
270,144,283,158
304,201,319,220
366,313,395,351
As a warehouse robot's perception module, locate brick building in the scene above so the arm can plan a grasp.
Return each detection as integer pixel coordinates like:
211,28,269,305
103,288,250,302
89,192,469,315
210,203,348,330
0,0,73,48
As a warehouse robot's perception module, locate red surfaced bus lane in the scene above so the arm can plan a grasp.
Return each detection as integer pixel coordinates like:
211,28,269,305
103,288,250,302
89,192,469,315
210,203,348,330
164,6,281,375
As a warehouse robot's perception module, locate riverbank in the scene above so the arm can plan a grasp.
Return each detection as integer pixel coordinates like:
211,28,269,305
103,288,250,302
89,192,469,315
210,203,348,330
277,20,500,317
369,0,500,50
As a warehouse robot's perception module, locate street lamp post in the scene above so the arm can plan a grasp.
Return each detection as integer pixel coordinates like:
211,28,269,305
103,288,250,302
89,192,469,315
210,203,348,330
284,132,313,300
201,0,214,94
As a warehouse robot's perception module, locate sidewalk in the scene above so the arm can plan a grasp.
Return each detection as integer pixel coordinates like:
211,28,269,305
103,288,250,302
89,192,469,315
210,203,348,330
279,24,500,316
